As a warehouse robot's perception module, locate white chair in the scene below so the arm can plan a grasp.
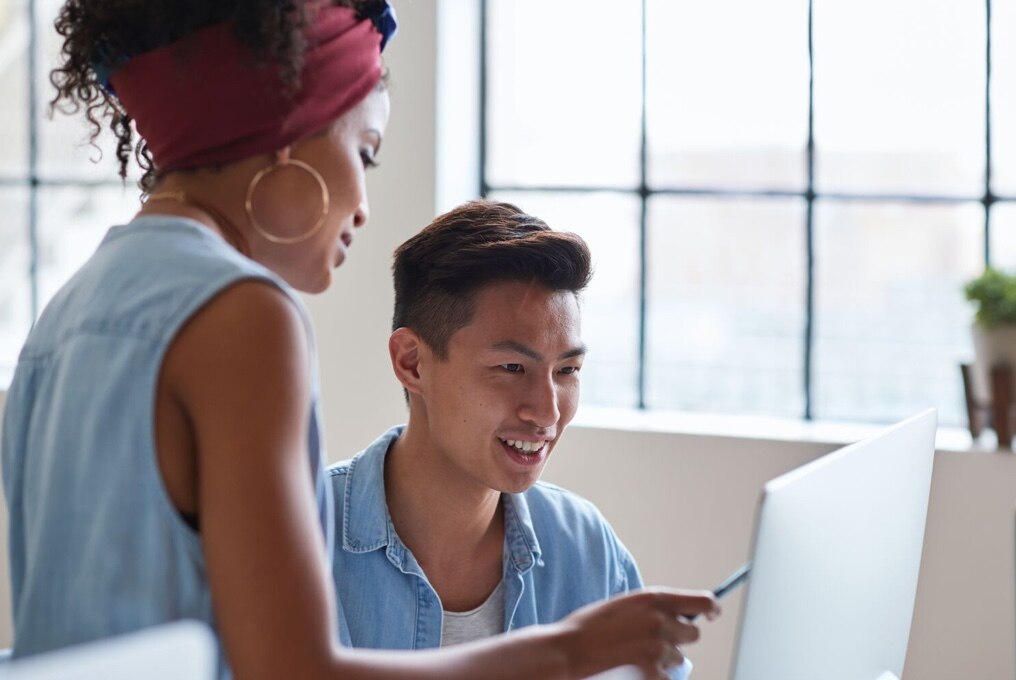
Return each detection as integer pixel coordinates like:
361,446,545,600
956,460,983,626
0,621,215,680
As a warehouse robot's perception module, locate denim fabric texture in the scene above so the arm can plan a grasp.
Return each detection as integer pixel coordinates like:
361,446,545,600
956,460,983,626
1,217,333,678
328,426,691,680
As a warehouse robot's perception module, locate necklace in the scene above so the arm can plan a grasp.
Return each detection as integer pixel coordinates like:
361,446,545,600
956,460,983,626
145,191,251,257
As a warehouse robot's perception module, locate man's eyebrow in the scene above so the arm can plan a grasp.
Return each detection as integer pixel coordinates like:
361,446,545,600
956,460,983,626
559,345,587,360
490,340,587,361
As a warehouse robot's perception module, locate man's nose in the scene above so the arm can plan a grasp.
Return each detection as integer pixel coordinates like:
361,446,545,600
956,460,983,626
519,374,560,429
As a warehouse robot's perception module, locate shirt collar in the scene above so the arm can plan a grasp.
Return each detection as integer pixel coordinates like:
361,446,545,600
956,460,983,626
503,490,543,573
341,425,403,553
341,424,544,572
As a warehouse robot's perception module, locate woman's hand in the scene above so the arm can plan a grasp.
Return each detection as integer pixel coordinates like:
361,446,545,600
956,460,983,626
553,588,720,679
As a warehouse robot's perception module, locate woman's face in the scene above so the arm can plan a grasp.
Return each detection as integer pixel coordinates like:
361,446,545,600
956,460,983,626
249,86,391,293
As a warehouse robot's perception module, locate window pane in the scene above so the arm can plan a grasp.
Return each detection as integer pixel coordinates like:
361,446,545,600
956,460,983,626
37,185,138,311
0,0,29,177
646,0,809,191
814,0,985,195
0,188,31,385
993,0,1016,195
990,203,1016,270
646,197,806,417
486,0,641,189
813,201,983,426
489,191,640,408
35,0,140,183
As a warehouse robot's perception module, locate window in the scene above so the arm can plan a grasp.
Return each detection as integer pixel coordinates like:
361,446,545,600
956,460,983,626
0,0,138,385
482,0,1007,427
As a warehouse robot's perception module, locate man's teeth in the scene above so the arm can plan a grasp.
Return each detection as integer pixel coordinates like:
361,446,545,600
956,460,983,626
500,438,547,454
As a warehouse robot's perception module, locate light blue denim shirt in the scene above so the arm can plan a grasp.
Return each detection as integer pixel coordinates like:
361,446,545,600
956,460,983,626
1,217,332,678
328,426,691,679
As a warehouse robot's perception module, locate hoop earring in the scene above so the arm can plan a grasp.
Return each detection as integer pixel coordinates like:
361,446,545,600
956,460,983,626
245,147,330,245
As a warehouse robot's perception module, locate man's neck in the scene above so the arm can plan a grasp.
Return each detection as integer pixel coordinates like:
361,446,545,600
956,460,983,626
384,422,505,612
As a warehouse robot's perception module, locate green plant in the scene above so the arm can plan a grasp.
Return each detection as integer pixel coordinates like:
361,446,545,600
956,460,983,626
965,268,1016,328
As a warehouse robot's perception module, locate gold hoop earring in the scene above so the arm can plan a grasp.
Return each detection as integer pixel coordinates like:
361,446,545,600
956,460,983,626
245,147,330,245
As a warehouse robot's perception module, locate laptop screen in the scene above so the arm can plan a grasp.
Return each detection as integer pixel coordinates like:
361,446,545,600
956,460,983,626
729,410,936,680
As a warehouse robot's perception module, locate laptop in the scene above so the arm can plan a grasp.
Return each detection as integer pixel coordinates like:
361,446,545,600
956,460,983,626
0,621,215,680
730,409,937,680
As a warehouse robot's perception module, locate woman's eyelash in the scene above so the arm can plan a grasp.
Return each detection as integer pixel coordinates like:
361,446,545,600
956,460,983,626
360,150,379,168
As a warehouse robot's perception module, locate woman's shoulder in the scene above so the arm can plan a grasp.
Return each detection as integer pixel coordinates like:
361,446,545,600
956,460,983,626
102,215,271,281
48,215,295,342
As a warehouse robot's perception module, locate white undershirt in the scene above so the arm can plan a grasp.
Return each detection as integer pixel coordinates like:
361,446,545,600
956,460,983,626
440,581,506,647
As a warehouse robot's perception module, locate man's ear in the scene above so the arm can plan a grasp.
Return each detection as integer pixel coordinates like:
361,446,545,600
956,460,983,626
389,327,427,396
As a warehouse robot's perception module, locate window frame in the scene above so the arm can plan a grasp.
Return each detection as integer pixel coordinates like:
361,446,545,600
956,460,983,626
479,0,1003,421
3,0,128,329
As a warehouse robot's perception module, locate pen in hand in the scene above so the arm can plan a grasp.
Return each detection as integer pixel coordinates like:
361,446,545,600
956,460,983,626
686,561,751,622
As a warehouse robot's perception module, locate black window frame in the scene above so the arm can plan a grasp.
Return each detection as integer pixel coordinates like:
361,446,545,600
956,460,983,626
479,0,1004,420
4,0,128,330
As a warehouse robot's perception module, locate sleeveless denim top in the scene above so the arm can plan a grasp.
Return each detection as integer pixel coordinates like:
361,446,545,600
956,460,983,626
1,216,334,675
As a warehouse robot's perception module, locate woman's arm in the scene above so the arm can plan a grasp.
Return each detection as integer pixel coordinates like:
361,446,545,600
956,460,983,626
338,592,712,680
169,281,717,680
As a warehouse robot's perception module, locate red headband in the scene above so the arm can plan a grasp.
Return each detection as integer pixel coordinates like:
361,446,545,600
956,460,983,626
110,6,382,173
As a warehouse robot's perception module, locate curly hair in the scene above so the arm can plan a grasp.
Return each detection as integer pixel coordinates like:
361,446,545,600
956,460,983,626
49,0,361,190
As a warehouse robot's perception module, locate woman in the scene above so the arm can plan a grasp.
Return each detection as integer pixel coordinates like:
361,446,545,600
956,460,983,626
0,2,718,678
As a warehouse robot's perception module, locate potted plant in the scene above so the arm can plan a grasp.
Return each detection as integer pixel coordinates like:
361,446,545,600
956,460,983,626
964,267,1016,405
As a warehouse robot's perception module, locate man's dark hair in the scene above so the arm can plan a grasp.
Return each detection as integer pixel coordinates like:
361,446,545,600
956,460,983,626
392,200,592,358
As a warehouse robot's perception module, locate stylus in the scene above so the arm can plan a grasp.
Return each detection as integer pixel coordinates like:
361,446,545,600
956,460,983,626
686,561,751,622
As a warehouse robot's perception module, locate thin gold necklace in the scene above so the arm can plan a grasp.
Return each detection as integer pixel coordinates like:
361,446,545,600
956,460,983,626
145,191,251,257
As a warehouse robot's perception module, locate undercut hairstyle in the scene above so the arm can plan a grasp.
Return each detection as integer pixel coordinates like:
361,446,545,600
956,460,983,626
50,0,364,189
392,200,593,359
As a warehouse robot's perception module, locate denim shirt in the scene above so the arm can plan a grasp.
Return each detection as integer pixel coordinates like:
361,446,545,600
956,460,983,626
328,426,690,679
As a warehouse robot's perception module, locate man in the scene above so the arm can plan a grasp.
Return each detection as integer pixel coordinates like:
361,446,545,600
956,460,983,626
329,200,698,678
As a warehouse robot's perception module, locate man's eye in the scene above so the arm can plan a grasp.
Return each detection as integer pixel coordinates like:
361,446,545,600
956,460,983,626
559,366,581,375
500,364,524,374
360,150,379,169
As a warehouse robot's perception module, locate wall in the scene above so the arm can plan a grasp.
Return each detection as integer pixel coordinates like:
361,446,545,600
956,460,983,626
302,0,441,456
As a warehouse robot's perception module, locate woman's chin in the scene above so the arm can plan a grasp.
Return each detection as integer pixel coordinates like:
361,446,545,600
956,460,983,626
306,271,332,294
284,265,332,295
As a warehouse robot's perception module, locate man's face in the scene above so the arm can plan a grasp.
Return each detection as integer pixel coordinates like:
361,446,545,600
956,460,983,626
418,280,585,495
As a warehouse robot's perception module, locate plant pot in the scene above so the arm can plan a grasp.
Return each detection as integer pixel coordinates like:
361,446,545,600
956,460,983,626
970,323,1016,404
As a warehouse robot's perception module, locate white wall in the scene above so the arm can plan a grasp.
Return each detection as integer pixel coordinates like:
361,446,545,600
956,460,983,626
303,0,441,456
305,0,486,458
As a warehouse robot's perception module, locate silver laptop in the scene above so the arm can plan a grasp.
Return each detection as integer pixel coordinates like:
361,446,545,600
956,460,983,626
730,409,937,680
0,621,215,680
